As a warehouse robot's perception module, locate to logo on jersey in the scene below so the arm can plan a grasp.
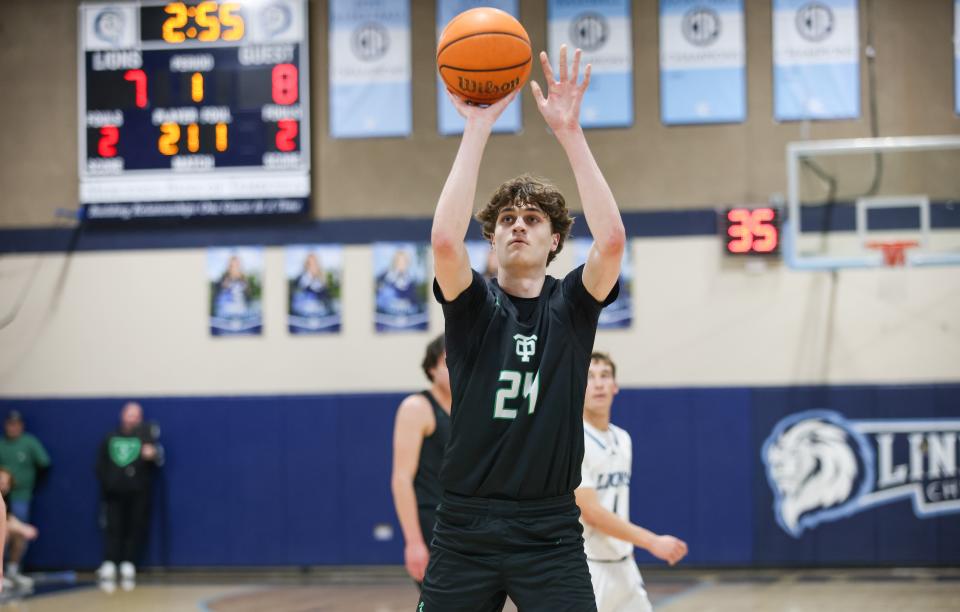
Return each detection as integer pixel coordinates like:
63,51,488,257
513,334,537,363
763,410,960,537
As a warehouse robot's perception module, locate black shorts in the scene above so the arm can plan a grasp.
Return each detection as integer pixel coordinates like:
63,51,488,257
417,492,597,612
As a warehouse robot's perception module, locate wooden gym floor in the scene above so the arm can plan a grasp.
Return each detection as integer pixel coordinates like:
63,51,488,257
2,567,957,611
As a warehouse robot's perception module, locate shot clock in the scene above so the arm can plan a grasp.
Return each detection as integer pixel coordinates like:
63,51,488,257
79,1,310,221
723,207,781,256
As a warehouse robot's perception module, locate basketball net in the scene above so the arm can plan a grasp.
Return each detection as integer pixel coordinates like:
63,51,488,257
866,240,918,302
866,240,919,267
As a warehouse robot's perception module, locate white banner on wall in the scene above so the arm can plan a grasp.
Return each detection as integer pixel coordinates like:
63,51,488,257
548,0,633,128
329,0,411,138
773,0,860,121
660,0,746,125
437,0,522,135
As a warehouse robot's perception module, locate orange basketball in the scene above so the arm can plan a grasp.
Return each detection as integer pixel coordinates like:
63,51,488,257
437,7,532,105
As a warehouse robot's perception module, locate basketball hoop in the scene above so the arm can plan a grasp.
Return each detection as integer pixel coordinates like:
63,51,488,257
866,240,919,267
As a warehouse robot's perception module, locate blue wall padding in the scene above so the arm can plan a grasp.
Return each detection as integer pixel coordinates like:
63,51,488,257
4,384,959,569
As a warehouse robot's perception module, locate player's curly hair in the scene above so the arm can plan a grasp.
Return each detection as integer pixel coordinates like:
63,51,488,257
475,175,574,266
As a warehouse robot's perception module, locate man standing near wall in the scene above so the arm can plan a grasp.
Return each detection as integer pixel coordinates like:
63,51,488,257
0,410,50,588
576,353,688,612
391,335,452,584
95,402,163,584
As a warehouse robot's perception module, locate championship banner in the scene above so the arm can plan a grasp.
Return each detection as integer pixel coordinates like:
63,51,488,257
329,0,411,138
373,242,430,332
548,0,633,128
285,245,343,334
659,0,746,125
437,0,522,135
773,0,860,121
208,247,263,336
572,238,632,329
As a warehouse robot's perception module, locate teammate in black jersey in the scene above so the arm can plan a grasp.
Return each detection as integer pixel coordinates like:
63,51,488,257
420,45,625,612
391,335,452,585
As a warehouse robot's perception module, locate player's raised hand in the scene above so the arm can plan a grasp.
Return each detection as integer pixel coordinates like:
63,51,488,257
404,540,430,582
530,44,591,135
447,89,518,127
649,535,689,566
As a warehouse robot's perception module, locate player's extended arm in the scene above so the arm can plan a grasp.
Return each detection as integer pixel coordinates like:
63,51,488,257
530,45,625,301
575,487,688,566
432,90,518,301
390,396,433,582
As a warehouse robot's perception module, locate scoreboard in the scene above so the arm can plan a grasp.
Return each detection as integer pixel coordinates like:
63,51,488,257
78,1,310,221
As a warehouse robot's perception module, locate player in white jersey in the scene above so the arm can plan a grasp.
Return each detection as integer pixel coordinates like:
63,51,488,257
575,352,688,612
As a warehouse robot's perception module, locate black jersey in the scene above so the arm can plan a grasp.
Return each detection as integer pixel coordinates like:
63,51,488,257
434,264,618,500
413,390,452,513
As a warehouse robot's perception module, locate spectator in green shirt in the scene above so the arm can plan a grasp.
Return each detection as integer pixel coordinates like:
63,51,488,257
0,410,50,586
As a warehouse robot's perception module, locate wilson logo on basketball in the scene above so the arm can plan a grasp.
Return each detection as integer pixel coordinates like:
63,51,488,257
763,410,960,537
455,76,521,96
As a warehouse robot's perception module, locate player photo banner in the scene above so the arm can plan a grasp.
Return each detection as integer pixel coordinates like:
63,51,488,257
373,242,430,332
659,0,746,125
548,0,633,128
208,247,263,336
285,245,343,334
572,238,632,329
329,0,411,138
773,0,860,121
437,0,522,135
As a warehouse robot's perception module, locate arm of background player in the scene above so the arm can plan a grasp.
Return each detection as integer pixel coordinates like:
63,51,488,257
432,90,518,301
531,46,625,302
574,486,689,566
390,395,434,582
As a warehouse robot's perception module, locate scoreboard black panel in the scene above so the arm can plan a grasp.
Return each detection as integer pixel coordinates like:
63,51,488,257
79,1,310,221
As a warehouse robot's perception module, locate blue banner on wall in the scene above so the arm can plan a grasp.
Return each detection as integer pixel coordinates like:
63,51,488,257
548,0,633,128
207,247,263,336
773,0,860,121
572,238,632,328
660,0,746,125
285,245,343,334
373,242,430,332
437,0,523,135
329,0,411,138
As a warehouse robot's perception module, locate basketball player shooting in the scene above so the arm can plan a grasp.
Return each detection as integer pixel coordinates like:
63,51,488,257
577,353,688,612
420,45,624,611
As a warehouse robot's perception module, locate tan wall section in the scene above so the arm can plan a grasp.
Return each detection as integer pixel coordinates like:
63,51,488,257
1,239,958,397
1,0,958,227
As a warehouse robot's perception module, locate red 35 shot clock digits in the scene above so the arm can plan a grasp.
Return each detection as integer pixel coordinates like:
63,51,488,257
724,207,781,255
79,1,310,221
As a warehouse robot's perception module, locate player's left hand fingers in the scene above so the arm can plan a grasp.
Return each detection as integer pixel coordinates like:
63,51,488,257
558,44,568,82
570,48,581,85
579,63,592,93
539,51,555,84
